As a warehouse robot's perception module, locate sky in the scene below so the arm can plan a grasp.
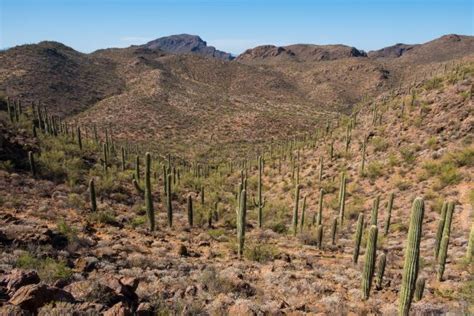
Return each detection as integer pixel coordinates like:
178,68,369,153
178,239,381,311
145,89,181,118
0,0,472,54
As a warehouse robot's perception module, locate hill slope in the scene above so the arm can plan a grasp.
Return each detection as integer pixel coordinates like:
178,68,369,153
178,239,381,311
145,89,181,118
0,60,472,315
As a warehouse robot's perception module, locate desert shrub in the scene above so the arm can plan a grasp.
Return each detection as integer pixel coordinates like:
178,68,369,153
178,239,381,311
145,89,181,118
16,253,72,283
88,209,117,225
366,161,385,180
423,161,462,188
424,77,443,90
244,243,279,263
199,267,235,294
269,221,287,234
67,193,86,209
56,219,78,243
427,136,438,150
208,228,227,241
0,160,14,171
400,145,417,164
371,136,389,152
131,216,146,228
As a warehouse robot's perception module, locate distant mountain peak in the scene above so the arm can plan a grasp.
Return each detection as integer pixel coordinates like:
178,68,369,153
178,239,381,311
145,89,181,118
144,34,233,61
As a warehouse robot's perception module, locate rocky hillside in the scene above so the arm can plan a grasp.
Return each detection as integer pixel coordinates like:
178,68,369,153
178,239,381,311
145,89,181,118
0,59,472,315
236,43,366,62
0,42,124,116
144,34,233,61
0,34,472,159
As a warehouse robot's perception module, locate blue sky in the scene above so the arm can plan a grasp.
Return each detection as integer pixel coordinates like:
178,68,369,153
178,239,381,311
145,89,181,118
1,0,472,54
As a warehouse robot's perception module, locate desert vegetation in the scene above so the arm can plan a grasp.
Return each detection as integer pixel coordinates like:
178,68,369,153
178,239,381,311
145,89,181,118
0,37,473,315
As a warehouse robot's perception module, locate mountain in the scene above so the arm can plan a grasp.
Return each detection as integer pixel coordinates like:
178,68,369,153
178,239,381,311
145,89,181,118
0,34,472,158
368,43,418,58
0,41,124,116
236,44,366,63
143,34,233,61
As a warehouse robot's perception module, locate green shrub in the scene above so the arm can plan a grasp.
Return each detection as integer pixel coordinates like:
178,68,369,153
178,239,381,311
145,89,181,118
16,253,72,283
366,161,385,180
244,243,279,263
372,137,389,152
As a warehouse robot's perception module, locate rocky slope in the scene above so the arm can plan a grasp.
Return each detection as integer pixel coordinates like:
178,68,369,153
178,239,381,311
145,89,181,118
0,34,472,160
0,61,472,314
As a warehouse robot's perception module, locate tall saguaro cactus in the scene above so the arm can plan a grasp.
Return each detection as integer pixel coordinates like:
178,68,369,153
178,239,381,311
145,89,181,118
28,151,36,177
353,213,364,263
371,195,380,226
187,195,193,227
399,197,424,316
255,156,266,228
89,178,97,213
434,201,447,259
384,193,395,236
360,138,367,175
338,173,346,225
292,184,300,236
375,252,387,290
362,225,378,300
145,152,155,231
315,189,324,225
467,221,474,263
237,189,247,258
166,174,172,227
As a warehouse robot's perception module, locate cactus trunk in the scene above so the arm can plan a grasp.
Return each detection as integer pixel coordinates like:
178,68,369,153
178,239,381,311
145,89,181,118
353,213,364,263
362,225,378,300
398,197,424,316
145,153,155,231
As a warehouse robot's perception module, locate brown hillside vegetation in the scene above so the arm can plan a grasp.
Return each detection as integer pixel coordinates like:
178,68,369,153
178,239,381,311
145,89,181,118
0,49,472,315
0,35,472,160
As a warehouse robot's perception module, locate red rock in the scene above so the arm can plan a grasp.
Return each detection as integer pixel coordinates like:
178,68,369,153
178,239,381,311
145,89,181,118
0,269,40,296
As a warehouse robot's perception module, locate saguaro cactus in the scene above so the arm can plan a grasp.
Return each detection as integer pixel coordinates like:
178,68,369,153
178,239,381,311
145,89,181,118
121,147,126,171
135,155,140,181
398,197,424,316
77,126,82,150
414,277,425,302
315,189,324,225
353,213,364,263
166,174,172,227
28,151,36,177
384,193,395,236
255,156,266,228
434,201,447,259
316,224,323,249
201,186,205,205
375,252,387,290
331,217,338,245
89,178,97,212
338,174,346,225
145,152,155,231
467,221,474,263
292,184,300,236
371,195,380,226
294,193,303,228
437,235,450,281
362,225,378,300
103,143,108,172
237,189,247,258
319,157,323,182
360,138,367,175
187,195,193,227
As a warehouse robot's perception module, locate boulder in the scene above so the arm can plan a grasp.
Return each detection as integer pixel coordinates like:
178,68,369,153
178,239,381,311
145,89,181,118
0,269,40,296
104,301,131,316
9,284,75,312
